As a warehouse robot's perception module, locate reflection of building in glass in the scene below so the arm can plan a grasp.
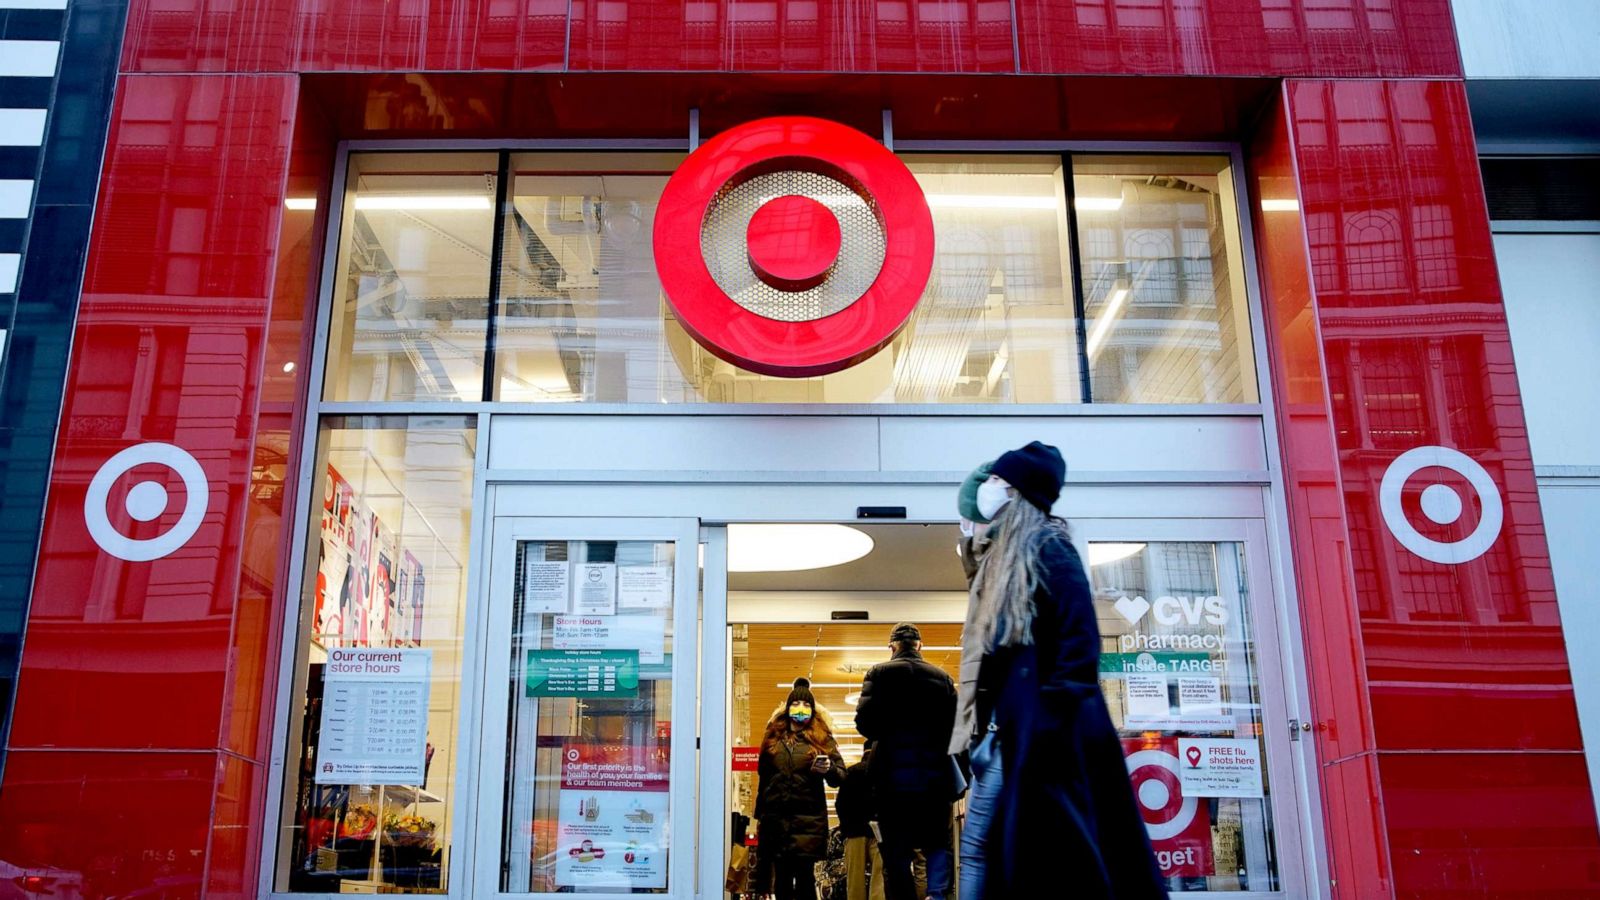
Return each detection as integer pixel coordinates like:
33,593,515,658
1074,160,1256,405
322,152,1266,407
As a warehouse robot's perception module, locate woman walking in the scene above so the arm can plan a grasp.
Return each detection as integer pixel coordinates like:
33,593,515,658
953,441,1167,899
754,684,847,900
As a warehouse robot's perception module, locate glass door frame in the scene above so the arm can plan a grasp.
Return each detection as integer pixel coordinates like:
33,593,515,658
469,515,703,899
463,480,1317,899
710,552,967,900
1073,515,1308,899
698,514,1309,900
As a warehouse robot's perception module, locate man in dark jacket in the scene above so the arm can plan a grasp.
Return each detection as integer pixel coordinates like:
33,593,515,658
854,623,958,900
834,748,885,900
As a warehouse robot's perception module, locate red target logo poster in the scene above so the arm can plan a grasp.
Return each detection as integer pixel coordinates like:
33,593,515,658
1122,737,1214,878
653,117,935,377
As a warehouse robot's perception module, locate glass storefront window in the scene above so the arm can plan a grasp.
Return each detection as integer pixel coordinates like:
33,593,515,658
1089,541,1278,892
492,153,681,403
323,153,499,403
1073,156,1259,404
274,416,476,894
499,538,678,893
319,150,1261,406
493,153,1080,403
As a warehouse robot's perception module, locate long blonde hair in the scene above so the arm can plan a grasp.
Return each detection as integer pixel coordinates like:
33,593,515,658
971,495,1072,650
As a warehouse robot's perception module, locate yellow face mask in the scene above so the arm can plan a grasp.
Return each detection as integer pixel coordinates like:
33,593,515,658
788,703,813,723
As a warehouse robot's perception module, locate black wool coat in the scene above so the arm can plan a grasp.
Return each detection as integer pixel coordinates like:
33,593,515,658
976,532,1169,899
854,647,958,843
754,730,846,862
855,648,958,794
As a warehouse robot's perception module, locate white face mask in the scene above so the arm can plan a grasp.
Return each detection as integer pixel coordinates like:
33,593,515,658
976,479,1011,520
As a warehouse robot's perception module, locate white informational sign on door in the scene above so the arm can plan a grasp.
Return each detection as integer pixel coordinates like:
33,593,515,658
555,744,670,891
315,648,432,785
523,559,571,613
1124,673,1171,722
574,563,618,615
1178,738,1264,798
617,565,673,610
553,615,667,665
1176,676,1224,718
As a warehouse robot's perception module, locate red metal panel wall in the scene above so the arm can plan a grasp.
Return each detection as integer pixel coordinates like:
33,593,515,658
1247,91,1394,898
0,73,298,897
1250,78,1600,896
117,0,1462,77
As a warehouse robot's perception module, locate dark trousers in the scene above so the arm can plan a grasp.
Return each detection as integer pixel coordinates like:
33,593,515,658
880,840,952,900
878,802,955,900
772,856,817,900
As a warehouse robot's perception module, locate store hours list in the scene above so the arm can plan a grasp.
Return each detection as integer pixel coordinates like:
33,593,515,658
316,648,434,785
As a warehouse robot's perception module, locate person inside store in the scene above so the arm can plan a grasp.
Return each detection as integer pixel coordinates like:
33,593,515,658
854,622,959,900
752,683,848,900
953,441,1169,899
834,745,885,900
769,676,836,731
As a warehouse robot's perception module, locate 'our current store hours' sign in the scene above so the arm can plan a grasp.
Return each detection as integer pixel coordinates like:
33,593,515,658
316,648,432,785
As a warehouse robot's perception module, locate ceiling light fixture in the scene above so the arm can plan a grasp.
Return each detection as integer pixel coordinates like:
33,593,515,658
1260,198,1299,212
1088,542,1147,567
1074,196,1125,212
926,194,1055,210
353,195,493,211
729,524,874,572
284,197,316,210
1085,288,1130,359
774,682,860,689
923,194,1124,212
779,645,962,652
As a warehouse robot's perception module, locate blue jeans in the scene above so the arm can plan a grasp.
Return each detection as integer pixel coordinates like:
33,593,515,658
959,731,1002,900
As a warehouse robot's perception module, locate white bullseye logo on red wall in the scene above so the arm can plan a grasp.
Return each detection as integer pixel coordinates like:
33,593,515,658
653,117,935,377
1379,445,1504,565
84,442,209,562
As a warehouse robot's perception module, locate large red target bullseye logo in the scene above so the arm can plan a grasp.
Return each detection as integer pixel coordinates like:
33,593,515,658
654,117,935,378
1124,748,1198,841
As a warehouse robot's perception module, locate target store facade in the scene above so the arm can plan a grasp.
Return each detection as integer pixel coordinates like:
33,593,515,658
0,0,1598,897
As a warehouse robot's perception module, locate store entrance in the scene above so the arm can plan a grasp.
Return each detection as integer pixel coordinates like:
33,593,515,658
465,483,1312,898
721,523,969,899
706,517,1311,899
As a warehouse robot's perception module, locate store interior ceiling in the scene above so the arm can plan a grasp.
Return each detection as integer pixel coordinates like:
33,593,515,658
742,621,965,763
731,522,969,767
728,522,968,592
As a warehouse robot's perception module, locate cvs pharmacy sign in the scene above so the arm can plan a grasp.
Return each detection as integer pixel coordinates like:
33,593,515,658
1113,594,1229,628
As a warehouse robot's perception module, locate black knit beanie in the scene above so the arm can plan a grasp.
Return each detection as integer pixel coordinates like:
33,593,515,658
785,686,817,710
990,441,1066,513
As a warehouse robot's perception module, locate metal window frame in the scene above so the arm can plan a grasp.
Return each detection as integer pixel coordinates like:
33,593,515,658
258,136,1329,900
313,137,1267,415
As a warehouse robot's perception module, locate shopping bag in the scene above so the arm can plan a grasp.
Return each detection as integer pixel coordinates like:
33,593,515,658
725,843,752,893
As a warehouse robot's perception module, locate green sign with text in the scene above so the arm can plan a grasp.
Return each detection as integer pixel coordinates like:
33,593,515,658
1099,651,1224,675
525,649,641,697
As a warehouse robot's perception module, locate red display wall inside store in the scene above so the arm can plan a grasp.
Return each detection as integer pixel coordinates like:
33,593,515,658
0,2,1595,897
